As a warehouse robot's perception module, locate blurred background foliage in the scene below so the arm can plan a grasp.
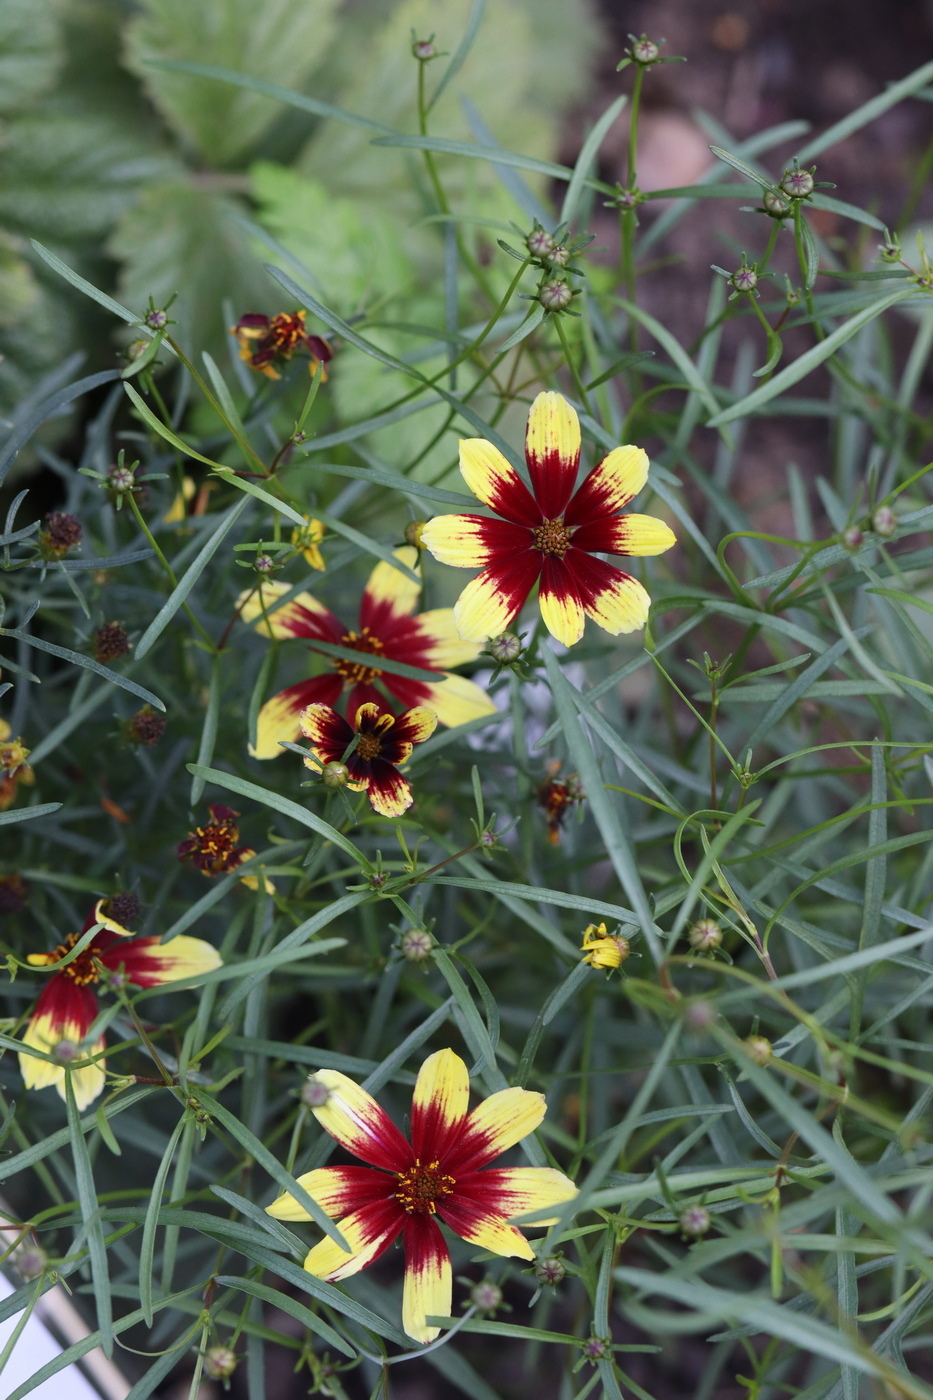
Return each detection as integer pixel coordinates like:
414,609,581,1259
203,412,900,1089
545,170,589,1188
0,0,600,466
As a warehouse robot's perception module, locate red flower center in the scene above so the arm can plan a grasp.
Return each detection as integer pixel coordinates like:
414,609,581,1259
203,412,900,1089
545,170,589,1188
532,518,573,557
49,932,100,986
266,312,307,355
395,1159,456,1215
334,628,385,687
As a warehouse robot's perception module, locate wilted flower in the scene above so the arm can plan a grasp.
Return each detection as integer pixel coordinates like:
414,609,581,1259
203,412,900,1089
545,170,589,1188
18,901,220,1110
580,922,630,969
124,706,166,747
239,548,494,759
38,512,82,561
0,721,33,812
537,768,584,844
266,1048,576,1343
232,311,332,380
404,520,426,549
421,393,675,646
291,515,326,570
94,623,131,664
300,702,436,818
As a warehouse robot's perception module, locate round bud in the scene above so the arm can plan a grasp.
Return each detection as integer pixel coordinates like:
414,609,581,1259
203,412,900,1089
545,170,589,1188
254,554,275,574
582,1335,609,1360
412,39,436,59
400,927,434,961
872,505,897,538
479,828,498,848
781,168,814,198
369,871,388,889
471,1279,502,1311
302,1076,331,1109
54,1040,79,1063
762,189,791,218
144,308,168,330
616,187,640,210
526,227,555,257
534,1255,565,1285
548,245,570,268
679,1205,711,1237
631,37,660,63
683,999,715,1031
744,1035,773,1066
688,918,722,952
204,1346,238,1380
15,1246,46,1281
488,632,522,663
321,761,349,789
842,526,864,551
539,279,573,311
730,266,758,294
108,465,136,494
404,520,426,548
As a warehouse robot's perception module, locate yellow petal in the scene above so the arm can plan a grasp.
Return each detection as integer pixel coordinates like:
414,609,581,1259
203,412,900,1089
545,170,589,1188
569,445,649,520
454,1087,547,1169
616,514,676,556
459,439,522,511
363,547,421,620
147,935,222,979
419,674,498,727
303,1203,402,1282
420,515,495,569
444,1203,535,1261
538,586,585,647
308,1069,411,1170
402,1219,452,1344
237,581,334,640
250,690,306,760
411,1048,469,1156
414,609,486,668
267,1166,387,1221
93,898,136,937
583,573,651,635
526,390,580,468
485,1167,579,1225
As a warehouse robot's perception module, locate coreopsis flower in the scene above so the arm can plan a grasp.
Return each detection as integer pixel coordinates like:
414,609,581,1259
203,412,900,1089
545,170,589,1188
18,901,221,1110
0,721,33,812
266,1048,576,1343
177,803,272,891
291,515,326,571
38,511,82,560
300,702,436,818
420,392,676,646
536,767,584,844
232,311,332,380
580,923,630,969
239,547,495,760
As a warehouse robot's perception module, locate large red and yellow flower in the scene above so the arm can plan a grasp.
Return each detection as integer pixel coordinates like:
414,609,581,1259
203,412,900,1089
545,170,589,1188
267,1048,576,1344
18,902,221,1110
420,391,676,646
239,547,495,760
300,702,436,818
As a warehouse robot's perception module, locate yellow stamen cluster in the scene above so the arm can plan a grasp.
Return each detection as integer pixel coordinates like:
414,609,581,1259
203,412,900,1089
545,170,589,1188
395,1159,456,1215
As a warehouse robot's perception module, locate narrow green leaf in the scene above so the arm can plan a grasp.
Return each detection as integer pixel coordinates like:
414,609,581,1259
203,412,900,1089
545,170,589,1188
212,468,307,529
295,459,475,507
0,628,165,711
495,302,545,353
708,144,774,190
613,300,720,419
797,59,933,160
561,94,627,225
190,655,222,806
138,1117,186,1326
314,511,420,582
369,132,575,182
0,802,63,827
65,1075,112,1356
31,240,142,326
799,213,820,290
123,382,225,467
214,1275,355,1356
307,639,440,683
185,765,367,864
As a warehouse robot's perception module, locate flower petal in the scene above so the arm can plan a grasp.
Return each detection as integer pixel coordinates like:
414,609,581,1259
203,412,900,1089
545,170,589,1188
303,1198,404,1282
19,979,105,1109
437,1196,534,1260
420,515,530,569
96,933,221,986
565,445,650,526
410,1049,470,1162
365,758,413,818
91,899,136,937
571,513,676,557
251,675,343,760
392,706,438,747
238,581,342,642
409,674,498,728
563,550,651,635
452,553,542,642
538,556,585,647
299,702,355,766
398,609,484,669
402,1215,452,1343
308,1069,412,1170
267,1166,392,1221
455,1167,578,1225
445,1087,547,1173
525,391,581,518
359,547,421,633
459,439,540,526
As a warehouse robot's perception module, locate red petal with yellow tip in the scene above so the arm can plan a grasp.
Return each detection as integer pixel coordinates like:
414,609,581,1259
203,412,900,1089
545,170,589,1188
562,550,651,635
571,514,676,558
402,1215,452,1344
565,444,650,525
524,391,581,518
410,1048,470,1162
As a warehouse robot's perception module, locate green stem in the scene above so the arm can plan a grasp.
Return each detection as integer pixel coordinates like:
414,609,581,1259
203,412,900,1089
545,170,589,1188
554,313,592,414
627,66,645,188
128,493,217,653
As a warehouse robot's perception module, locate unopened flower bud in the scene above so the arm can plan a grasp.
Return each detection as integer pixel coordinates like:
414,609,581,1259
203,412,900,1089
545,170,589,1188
872,505,897,537
144,307,168,330
14,1245,46,1281
616,187,641,210
404,520,426,548
744,1034,773,1065
204,1346,238,1380
369,870,388,889
526,227,555,258
548,245,570,268
842,526,864,551
534,1255,565,1285
302,1076,331,1109
488,632,522,663
679,1205,711,1236
400,927,434,961
730,265,758,294
412,38,436,59
781,168,814,198
762,189,791,218
471,1279,502,1311
107,464,137,496
630,36,660,63
54,1040,79,1063
478,828,498,848
254,553,275,575
539,279,573,311
683,999,715,1031
126,338,148,361
321,761,349,788
688,918,722,952
582,1335,609,1361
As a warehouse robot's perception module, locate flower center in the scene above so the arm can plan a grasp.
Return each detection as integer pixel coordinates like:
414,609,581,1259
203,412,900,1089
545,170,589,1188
50,932,100,986
333,629,385,687
395,1159,456,1215
266,312,307,354
356,732,382,761
532,518,572,557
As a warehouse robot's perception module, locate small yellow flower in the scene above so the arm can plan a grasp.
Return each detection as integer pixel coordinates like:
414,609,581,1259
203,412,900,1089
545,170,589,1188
291,516,326,571
580,922,630,970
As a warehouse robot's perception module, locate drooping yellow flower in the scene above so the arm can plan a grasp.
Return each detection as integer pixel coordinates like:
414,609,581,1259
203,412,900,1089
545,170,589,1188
580,923,630,969
291,515,326,571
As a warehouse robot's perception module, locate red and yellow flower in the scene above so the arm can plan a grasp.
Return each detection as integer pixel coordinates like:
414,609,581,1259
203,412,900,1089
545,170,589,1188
239,547,495,760
300,701,436,818
420,391,676,646
267,1048,576,1343
232,311,332,380
177,804,273,892
18,901,221,1110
